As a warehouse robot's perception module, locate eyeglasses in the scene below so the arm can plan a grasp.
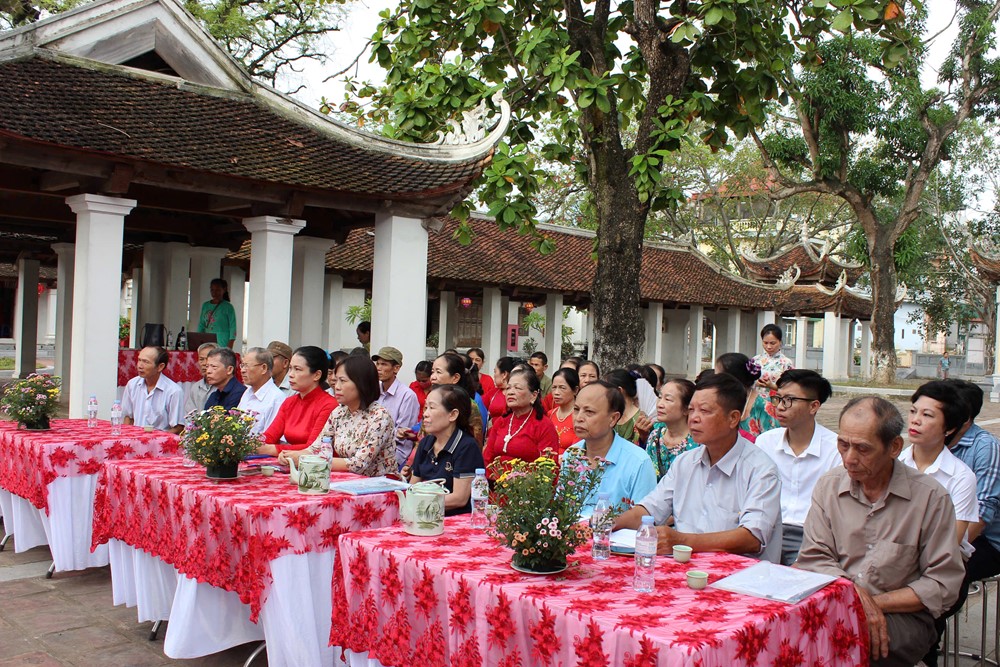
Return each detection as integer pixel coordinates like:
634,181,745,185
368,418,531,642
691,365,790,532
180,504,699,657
239,362,265,370
769,395,816,409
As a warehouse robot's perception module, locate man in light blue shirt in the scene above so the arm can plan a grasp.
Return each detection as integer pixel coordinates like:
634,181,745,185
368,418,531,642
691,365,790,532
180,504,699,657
565,381,657,518
121,346,183,434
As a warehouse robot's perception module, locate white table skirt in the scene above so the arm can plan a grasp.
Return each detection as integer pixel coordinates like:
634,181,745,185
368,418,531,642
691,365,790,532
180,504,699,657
109,541,345,667
0,475,108,571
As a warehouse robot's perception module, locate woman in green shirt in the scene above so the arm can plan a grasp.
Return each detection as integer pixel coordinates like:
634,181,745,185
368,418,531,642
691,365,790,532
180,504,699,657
197,278,237,347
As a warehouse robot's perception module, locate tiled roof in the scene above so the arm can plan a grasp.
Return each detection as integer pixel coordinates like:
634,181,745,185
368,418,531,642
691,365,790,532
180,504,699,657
779,285,874,320
743,241,863,286
970,247,1000,283
0,55,491,201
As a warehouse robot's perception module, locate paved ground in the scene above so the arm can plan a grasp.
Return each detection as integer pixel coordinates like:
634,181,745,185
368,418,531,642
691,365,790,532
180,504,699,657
2,384,1000,666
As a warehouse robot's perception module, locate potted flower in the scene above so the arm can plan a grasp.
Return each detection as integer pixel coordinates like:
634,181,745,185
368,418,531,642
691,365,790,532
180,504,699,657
181,406,261,479
489,451,606,574
118,317,130,348
0,373,61,430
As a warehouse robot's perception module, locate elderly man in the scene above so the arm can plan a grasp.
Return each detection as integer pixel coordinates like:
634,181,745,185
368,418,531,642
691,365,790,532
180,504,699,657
204,347,245,410
267,340,293,396
529,352,552,397
183,341,218,418
372,346,421,468
755,369,840,565
796,397,964,667
236,347,285,434
121,346,183,434
615,372,782,562
566,380,656,517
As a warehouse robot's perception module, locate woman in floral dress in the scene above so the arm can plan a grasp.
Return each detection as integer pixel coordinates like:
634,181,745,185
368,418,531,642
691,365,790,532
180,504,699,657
645,379,698,480
751,323,794,401
715,352,779,441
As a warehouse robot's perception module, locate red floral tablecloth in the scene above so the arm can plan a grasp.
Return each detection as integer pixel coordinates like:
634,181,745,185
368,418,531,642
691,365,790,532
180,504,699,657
332,521,869,667
117,350,242,387
0,420,181,513
92,458,399,622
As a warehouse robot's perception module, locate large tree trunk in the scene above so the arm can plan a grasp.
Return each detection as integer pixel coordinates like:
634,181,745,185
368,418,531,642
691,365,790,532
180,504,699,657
869,224,899,384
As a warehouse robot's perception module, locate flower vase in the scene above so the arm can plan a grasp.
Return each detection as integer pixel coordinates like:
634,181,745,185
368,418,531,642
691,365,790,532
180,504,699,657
206,462,240,480
510,551,568,575
19,415,51,431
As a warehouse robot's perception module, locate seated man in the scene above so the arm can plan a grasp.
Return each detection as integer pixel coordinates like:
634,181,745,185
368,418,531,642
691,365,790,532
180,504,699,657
614,373,782,562
267,340,293,396
755,369,840,565
565,380,657,517
236,346,285,434
203,347,245,411
796,397,964,667
183,341,218,419
121,345,183,434
372,346,421,469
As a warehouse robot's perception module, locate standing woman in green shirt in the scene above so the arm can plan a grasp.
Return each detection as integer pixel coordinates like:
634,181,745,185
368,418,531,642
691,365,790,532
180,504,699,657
197,278,237,348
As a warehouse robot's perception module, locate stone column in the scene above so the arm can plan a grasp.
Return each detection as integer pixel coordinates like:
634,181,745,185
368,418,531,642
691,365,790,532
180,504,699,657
222,265,246,351
163,242,191,338
841,318,854,378
243,216,305,348
861,321,872,380
438,291,455,354
725,308,742,356
481,287,503,367
821,311,840,380
140,242,166,331
128,267,141,348
795,316,808,369
544,292,564,366
13,255,40,378
688,305,704,379
644,302,664,365
52,243,75,383
371,214,429,384
323,274,344,350
188,247,229,331
289,237,332,348
65,194,136,418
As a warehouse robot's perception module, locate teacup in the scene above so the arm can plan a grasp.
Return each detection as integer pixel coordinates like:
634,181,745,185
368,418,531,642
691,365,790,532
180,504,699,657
673,545,692,563
686,570,709,590
260,466,275,477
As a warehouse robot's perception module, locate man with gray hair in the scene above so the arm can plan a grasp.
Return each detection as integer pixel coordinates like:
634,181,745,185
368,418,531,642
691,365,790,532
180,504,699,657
183,341,218,418
236,347,285,434
796,396,964,666
203,347,245,411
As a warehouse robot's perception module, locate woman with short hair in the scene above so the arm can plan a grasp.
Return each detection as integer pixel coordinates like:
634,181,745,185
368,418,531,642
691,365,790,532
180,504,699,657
484,366,559,472
258,346,337,455
646,379,697,480
604,368,653,446
548,367,580,454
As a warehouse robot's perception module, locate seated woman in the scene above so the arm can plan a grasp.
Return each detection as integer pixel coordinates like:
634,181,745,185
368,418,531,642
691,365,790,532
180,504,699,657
484,365,559,473
548,367,580,455
326,350,348,397
430,352,485,446
458,353,489,433
409,360,433,414
603,369,652,446
715,352,779,440
279,355,396,477
646,378,697,480
258,346,337,455
408,385,485,515
468,347,495,399
486,356,517,421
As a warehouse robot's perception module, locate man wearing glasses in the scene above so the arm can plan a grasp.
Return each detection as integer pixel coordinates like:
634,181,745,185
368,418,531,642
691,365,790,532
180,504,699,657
237,347,285,434
755,369,840,565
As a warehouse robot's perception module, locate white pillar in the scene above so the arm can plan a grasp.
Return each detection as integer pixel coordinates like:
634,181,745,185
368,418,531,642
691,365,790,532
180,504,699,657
644,302,664,365
725,309,742,356
861,321,872,380
662,310,687,376
544,293,564,366
993,287,1000,402
13,255,40,378
585,309,595,359
35,285,50,347
323,273,344,350
371,214,428,385
222,265,246,350
188,247,228,331
795,316,808,369
65,194,136,418
438,291,455,354
52,243,74,383
128,267,141,348
841,318,854,378
243,216,305,348
140,242,166,331
688,305,704,379
289,237,332,349
821,312,840,380
162,243,191,338
482,287,503,366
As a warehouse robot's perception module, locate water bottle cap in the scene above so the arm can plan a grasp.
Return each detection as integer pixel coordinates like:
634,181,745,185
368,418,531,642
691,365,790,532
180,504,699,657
113,399,121,405
641,515,654,525
90,395,96,399
597,493,610,500
475,468,485,475
322,436,332,442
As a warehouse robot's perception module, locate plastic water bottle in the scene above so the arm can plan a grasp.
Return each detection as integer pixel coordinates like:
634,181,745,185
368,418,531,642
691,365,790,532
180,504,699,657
166,330,174,348
470,468,489,529
87,395,99,428
110,400,123,435
590,493,612,561
633,515,657,593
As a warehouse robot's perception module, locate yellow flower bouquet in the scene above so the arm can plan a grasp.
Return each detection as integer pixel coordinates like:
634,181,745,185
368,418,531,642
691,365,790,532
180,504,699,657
181,406,261,479
0,373,61,430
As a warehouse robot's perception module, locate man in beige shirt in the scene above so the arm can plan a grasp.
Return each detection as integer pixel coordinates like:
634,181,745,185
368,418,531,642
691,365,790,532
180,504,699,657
796,396,964,667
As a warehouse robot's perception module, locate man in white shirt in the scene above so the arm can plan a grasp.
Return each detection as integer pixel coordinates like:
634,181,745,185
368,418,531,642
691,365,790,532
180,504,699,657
183,341,218,420
122,346,184,434
755,369,841,565
267,340,293,396
372,346,421,469
615,372,783,563
237,346,286,434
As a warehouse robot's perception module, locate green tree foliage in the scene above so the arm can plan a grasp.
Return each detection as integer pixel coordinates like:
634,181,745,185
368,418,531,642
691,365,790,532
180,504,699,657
336,0,909,368
752,0,1000,382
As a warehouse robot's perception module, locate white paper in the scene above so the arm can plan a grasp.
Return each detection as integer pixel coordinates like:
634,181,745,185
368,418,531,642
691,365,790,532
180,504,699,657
328,477,410,496
610,529,637,552
710,560,837,603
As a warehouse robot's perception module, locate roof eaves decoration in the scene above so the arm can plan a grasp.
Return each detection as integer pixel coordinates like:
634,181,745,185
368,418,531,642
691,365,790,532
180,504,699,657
969,244,1000,283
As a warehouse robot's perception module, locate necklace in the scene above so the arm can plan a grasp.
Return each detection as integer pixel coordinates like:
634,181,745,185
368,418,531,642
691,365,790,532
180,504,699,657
503,412,531,453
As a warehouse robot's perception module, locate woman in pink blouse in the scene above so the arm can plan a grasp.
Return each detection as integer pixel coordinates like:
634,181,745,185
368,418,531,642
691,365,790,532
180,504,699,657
279,355,396,477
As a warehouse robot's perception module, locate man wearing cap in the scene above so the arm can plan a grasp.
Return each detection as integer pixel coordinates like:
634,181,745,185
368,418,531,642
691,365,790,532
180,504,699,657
267,341,293,396
373,346,421,469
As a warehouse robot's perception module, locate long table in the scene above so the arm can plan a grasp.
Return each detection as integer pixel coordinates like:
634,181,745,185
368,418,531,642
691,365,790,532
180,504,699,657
0,419,179,572
332,520,870,667
92,458,399,666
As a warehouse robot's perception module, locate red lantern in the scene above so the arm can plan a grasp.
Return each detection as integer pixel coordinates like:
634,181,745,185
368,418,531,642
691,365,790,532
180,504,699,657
459,296,473,309
37,283,45,295
523,301,534,312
